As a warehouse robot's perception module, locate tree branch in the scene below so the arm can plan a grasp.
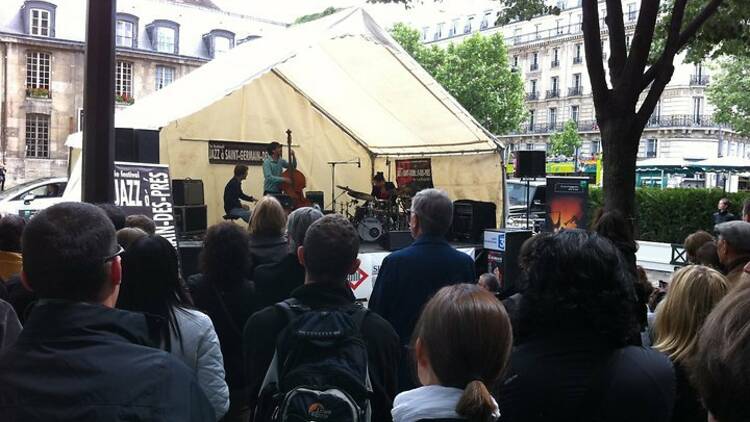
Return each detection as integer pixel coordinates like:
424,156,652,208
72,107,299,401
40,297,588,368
605,0,627,83
621,0,661,93
677,0,725,49
663,0,688,56
582,0,609,108
636,65,674,126
640,64,659,90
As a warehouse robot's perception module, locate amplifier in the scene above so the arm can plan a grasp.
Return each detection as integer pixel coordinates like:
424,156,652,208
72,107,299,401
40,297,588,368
379,230,413,251
174,205,207,235
172,179,205,206
452,200,497,242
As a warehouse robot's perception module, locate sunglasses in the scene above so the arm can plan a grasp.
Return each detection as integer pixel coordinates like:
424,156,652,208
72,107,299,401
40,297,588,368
103,245,125,263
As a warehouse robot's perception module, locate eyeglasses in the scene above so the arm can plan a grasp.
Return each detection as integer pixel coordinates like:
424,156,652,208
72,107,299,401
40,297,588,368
103,245,125,263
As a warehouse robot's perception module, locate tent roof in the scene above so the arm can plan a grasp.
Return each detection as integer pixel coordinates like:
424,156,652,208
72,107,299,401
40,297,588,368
635,158,691,172
688,157,750,171
110,8,500,156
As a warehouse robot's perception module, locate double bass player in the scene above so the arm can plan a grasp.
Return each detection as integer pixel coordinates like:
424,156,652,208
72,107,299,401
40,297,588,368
262,141,296,196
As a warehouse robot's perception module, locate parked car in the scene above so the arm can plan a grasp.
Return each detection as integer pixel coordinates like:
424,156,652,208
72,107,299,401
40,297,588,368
0,177,68,218
506,179,546,230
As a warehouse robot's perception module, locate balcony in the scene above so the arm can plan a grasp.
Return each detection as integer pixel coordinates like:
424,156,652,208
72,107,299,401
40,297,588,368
551,59,560,68
529,63,539,71
690,75,710,86
573,56,583,64
509,114,733,136
568,86,584,97
546,89,560,99
526,92,539,100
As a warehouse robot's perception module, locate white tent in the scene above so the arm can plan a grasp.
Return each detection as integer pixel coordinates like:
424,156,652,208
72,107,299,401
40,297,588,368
67,8,505,223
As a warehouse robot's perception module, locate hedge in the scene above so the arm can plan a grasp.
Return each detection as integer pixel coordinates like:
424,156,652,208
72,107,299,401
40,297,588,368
589,188,750,244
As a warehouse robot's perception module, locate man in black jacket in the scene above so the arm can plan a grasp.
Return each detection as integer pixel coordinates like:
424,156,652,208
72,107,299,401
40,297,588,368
224,164,256,222
0,202,214,421
243,214,400,422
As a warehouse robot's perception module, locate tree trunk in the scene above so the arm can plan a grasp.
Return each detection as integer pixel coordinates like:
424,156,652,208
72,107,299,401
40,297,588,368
600,116,640,219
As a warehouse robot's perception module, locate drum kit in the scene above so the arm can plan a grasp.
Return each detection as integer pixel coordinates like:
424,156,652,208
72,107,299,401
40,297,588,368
336,185,413,242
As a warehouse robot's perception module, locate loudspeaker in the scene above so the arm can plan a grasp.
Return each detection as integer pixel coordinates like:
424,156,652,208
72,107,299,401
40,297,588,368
515,150,546,179
174,205,207,235
178,240,203,280
485,229,533,299
115,128,160,163
306,191,324,211
452,200,497,242
173,179,205,206
379,230,413,251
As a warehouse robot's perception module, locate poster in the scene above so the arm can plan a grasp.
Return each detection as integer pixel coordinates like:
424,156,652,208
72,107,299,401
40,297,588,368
350,248,475,303
395,158,434,193
208,140,267,166
113,162,177,248
545,176,589,232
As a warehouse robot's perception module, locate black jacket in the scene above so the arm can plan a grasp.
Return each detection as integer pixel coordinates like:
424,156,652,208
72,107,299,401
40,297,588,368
224,177,253,215
671,360,706,422
498,332,675,422
0,300,215,421
713,210,738,226
252,253,305,310
243,283,400,422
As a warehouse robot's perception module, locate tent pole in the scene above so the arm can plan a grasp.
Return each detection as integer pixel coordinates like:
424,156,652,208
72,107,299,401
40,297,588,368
82,0,116,203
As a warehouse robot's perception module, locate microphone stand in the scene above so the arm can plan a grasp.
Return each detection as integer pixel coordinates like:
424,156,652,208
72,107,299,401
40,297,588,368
327,158,361,212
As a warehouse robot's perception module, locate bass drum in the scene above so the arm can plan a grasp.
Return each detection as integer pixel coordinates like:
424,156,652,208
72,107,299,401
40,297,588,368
357,217,384,242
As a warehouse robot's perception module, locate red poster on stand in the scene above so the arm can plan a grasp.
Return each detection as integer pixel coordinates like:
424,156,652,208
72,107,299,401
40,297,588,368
545,176,590,232
395,159,434,193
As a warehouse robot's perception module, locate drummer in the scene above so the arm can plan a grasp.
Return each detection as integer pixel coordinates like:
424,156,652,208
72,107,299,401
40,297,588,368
371,172,396,201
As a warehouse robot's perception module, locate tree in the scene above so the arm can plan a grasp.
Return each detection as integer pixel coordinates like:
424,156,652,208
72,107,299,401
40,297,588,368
390,23,526,135
549,121,583,157
708,57,750,136
294,7,340,25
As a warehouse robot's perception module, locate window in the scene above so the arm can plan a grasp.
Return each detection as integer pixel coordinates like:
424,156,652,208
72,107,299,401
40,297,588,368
549,108,557,129
464,16,474,34
530,52,539,70
530,80,537,94
626,35,631,52
574,43,583,63
116,18,136,48
155,65,174,90
627,3,637,21
693,97,703,123
526,143,534,150
147,20,179,54
573,73,581,88
450,19,459,37
480,11,491,30
513,28,521,44
422,27,429,41
571,105,579,123
576,14,583,32
529,109,536,129
215,36,232,55
25,114,50,158
591,139,600,155
512,55,519,68
556,0,566,9
115,61,133,103
552,48,560,67
30,8,50,36
551,76,559,93
156,27,175,53
434,23,444,40
26,51,51,98
645,138,657,158
556,19,563,34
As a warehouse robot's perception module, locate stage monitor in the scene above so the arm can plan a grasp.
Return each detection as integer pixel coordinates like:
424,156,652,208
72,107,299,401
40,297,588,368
515,150,546,179
173,179,205,206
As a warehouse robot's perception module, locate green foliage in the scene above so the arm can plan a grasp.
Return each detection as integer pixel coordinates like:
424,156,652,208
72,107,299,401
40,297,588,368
589,188,750,244
549,121,582,157
294,7,340,24
707,56,750,136
495,0,559,25
390,23,526,135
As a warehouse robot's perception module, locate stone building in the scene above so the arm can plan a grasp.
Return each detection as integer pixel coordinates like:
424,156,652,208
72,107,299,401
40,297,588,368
0,0,286,186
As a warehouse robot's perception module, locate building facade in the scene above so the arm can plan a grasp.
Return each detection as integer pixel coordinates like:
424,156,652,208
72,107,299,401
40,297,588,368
412,0,747,168
0,0,286,186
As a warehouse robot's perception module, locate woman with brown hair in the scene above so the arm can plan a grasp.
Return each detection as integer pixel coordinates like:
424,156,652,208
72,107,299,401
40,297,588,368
391,284,512,422
653,265,729,422
247,196,288,276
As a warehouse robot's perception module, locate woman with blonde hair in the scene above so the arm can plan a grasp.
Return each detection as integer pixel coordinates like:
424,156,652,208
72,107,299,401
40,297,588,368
247,196,288,276
653,265,729,422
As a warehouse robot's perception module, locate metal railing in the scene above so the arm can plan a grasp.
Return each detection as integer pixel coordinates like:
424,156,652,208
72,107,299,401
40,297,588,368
509,114,733,136
573,56,583,64
546,89,560,99
568,86,584,96
530,63,539,71
526,92,539,100
689,75,710,86
551,59,560,68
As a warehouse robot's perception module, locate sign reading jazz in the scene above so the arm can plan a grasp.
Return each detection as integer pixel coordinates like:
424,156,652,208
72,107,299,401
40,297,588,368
395,158,434,193
113,162,177,248
208,140,267,166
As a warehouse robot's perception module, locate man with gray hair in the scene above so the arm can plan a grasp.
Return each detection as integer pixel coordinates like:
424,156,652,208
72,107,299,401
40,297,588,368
253,207,324,309
369,188,475,392
715,220,750,287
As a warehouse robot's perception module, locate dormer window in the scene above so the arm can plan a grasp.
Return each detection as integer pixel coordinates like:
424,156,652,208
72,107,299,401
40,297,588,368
203,29,235,58
22,1,56,38
146,20,180,54
116,14,139,48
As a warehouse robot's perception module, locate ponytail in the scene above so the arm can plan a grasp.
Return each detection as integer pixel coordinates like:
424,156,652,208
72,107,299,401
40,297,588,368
456,380,497,422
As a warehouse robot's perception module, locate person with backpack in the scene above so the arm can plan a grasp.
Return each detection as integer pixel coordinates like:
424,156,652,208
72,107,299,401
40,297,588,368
392,284,512,422
243,214,400,422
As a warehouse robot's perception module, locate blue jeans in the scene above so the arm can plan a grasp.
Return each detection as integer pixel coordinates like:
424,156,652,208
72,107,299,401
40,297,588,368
229,207,251,223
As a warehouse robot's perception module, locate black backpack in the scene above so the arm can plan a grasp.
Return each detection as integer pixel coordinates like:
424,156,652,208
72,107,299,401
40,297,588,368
255,298,373,422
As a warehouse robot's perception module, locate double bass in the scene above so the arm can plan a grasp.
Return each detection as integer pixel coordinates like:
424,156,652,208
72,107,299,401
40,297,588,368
281,129,312,209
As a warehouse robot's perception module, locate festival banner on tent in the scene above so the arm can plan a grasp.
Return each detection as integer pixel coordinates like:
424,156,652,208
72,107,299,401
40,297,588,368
208,140,267,166
395,158,434,193
545,176,589,232
114,161,177,248
350,248,475,303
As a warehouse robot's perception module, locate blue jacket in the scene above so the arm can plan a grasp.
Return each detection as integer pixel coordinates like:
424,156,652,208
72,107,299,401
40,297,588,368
369,235,475,345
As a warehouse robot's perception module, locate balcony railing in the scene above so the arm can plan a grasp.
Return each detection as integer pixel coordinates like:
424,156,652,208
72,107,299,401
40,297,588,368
546,89,560,99
526,92,539,100
690,75,710,86
573,56,583,64
551,59,560,68
529,63,539,71
510,114,733,136
568,86,584,96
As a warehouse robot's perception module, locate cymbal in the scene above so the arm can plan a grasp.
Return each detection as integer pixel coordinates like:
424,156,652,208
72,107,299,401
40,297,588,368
347,190,375,201
396,186,414,196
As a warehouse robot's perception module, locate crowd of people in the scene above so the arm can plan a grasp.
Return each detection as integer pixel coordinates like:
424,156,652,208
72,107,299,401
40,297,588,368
0,190,749,422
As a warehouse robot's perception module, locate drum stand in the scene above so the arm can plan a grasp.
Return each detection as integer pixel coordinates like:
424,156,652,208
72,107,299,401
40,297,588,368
327,158,361,212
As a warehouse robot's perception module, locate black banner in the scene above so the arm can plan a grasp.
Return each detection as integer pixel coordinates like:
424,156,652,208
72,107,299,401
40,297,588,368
114,162,177,248
208,140,267,165
395,158,434,192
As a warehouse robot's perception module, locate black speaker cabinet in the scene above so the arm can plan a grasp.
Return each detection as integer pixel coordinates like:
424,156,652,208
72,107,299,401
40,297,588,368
173,179,205,206
174,205,207,235
379,230,413,251
452,200,497,242
306,191,324,211
484,229,533,298
115,128,160,164
178,240,203,280
515,150,546,179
